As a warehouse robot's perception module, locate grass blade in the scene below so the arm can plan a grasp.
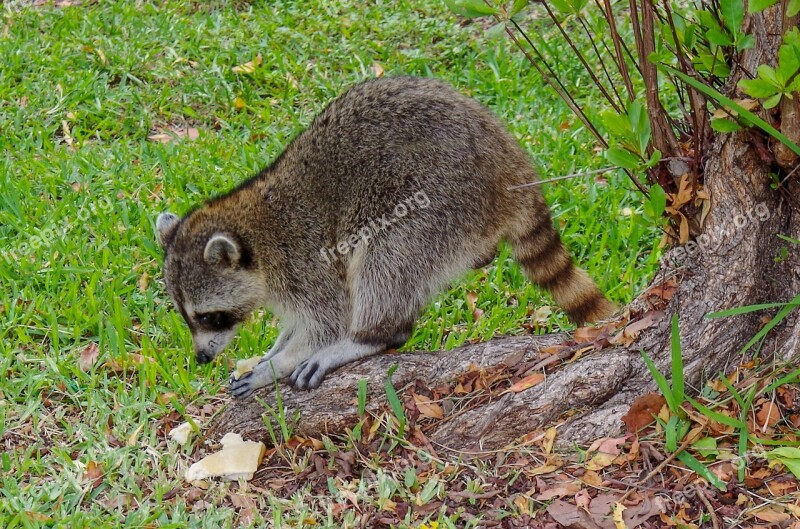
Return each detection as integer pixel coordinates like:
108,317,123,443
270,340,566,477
670,314,685,407
661,65,800,156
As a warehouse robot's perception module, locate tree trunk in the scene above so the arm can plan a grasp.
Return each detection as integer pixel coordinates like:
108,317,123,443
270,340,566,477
209,7,799,450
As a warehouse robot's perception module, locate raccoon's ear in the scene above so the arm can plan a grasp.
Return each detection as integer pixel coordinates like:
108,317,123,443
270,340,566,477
204,233,241,267
156,212,180,248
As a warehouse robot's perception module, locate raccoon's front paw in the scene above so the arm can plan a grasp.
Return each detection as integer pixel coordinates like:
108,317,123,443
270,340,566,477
228,362,274,398
289,358,330,390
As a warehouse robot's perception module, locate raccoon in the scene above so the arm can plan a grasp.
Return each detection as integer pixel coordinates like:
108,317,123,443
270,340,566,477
156,76,615,398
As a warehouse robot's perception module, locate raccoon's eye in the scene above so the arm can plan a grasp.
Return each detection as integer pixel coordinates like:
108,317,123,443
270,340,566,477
196,311,234,331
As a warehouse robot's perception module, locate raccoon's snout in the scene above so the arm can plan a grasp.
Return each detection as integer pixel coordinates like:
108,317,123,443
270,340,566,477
195,349,216,364
192,328,235,365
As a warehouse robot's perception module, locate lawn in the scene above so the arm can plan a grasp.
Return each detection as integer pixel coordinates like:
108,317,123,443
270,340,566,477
0,1,662,527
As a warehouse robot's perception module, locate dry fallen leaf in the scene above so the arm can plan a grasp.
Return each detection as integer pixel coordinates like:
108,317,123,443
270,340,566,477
711,98,759,119
78,342,100,371
755,399,781,430
542,427,557,454
508,372,545,393
622,392,666,433
536,481,580,501
585,436,627,471
138,271,150,292
103,353,155,373
413,394,444,420
83,460,104,489
371,62,385,77
232,53,262,74
148,126,200,143
612,310,664,347
753,507,791,523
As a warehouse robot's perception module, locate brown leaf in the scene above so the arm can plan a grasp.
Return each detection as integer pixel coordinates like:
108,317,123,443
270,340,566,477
672,173,694,210
412,394,443,420
622,393,666,433
83,460,104,489
753,508,791,523
232,53,262,74
78,342,101,371
586,436,628,471
148,126,200,143
574,322,620,345
612,310,664,346
546,499,607,529
678,212,690,244
711,98,759,119
229,492,256,510
646,279,678,302
102,495,132,510
623,495,667,526
542,427,557,454
508,372,545,393
536,482,580,501
755,400,781,429
138,271,150,292
465,291,478,312
103,353,155,373
371,62,385,77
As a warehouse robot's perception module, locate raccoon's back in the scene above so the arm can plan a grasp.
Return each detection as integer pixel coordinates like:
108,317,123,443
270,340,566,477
272,76,536,232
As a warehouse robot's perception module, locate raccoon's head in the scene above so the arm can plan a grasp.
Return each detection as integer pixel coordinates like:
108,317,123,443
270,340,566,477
156,212,266,364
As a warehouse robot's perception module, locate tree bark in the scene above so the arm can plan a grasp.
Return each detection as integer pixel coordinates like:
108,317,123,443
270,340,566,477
209,7,800,450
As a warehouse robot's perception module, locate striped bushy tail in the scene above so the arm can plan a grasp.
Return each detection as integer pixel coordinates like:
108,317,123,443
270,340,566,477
510,220,616,325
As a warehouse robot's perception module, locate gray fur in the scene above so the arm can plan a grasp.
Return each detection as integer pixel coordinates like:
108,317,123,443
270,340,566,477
157,76,614,397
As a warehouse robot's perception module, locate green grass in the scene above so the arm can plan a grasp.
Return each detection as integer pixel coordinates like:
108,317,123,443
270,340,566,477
0,1,661,527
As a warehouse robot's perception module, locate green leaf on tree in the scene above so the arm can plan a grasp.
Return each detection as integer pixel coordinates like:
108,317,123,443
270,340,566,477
719,0,744,35
738,78,780,98
710,117,742,133
605,146,641,170
443,0,499,17
509,0,529,17
748,0,779,13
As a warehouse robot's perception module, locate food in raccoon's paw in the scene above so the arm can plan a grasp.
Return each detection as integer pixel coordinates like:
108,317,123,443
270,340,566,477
232,356,262,381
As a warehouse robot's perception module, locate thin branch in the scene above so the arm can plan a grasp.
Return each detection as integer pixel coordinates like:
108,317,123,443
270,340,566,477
506,16,650,196
599,0,637,100
574,14,626,106
662,0,707,185
633,0,682,173
507,166,617,190
541,1,623,112
506,19,608,147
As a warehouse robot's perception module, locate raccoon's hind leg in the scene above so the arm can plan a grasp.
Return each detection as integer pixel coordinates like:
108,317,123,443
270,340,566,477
508,212,615,325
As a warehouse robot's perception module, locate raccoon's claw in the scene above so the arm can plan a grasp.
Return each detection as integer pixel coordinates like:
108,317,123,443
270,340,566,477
290,360,325,390
228,371,258,399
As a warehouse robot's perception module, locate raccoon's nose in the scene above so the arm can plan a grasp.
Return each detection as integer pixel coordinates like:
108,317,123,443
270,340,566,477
196,350,214,364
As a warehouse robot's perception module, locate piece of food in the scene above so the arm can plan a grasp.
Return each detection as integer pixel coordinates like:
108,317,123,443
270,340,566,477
232,356,262,381
184,433,266,482
169,422,194,445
